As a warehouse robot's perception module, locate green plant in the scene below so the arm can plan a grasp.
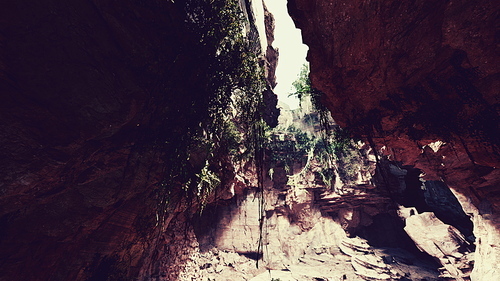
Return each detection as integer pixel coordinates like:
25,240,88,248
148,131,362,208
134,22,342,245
155,0,269,224
266,125,313,172
289,64,312,103
196,160,221,209
283,63,369,188
288,64,329,118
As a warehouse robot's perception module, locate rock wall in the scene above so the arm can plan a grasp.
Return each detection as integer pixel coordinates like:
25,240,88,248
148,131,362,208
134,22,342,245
0,0,278,280
287,0,499,279
189,153,450,280
0,1,180,280
143,100,471,280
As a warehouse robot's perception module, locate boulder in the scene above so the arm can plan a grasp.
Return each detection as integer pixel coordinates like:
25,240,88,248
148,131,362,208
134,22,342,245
404,212,472,279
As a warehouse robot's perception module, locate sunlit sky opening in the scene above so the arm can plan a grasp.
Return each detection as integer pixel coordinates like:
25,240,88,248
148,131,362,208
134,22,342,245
264,0,309,110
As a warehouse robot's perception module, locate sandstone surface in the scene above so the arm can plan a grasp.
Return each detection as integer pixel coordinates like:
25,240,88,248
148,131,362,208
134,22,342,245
288,0,499,279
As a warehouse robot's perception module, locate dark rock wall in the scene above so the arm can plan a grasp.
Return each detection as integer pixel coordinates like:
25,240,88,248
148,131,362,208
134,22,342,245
287,0,499,200
0,0,281,279
0,0,213,280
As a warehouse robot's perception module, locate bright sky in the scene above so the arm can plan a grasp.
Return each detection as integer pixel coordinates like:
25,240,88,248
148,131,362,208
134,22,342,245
265,0,308,109
262,0,309,109
250,0,308,109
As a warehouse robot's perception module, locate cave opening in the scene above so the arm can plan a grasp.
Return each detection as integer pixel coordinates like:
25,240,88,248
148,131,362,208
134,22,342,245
402,170,476,245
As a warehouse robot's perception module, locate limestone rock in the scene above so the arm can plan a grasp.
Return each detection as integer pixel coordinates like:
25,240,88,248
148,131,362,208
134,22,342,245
405,212,469,258
339,237,372,257
404,212,473,279
335,237,441,281
351,254,392,280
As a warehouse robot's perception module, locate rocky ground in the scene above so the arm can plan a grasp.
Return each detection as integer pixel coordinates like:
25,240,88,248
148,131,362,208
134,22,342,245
173,102,477,280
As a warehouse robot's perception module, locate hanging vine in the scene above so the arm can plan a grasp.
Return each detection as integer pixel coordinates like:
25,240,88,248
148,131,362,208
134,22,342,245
155,0,269,231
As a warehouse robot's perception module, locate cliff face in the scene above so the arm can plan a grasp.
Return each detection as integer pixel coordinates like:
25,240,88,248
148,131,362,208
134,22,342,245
0,1,174,280
287,0,499,279
0,0,278,280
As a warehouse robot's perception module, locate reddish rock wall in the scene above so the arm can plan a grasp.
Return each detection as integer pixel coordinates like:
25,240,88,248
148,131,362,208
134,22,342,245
287,0,499,279
0,0,214,280
0,0,281,279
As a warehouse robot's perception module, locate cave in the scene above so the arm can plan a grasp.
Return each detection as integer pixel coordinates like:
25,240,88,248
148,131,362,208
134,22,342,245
0,0,498,280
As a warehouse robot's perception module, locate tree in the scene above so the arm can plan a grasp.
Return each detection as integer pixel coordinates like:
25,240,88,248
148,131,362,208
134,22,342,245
289,63,312,103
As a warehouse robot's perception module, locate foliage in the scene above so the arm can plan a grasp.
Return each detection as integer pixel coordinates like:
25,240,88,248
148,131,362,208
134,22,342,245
289,64,312,103
289,63,332,131
156,0,269,222
278,64,368,187
266,125,313,171
315,127,365,184
196,160,221,210
266,122,364,185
